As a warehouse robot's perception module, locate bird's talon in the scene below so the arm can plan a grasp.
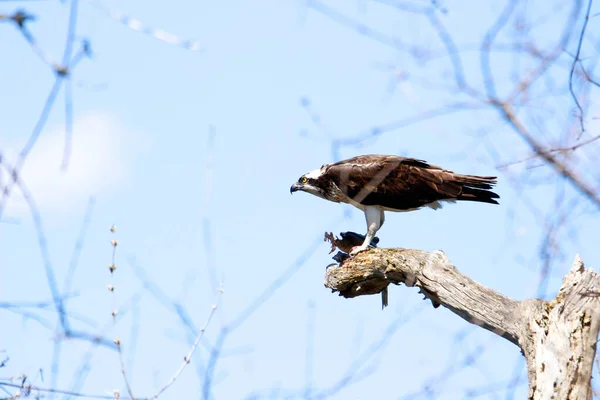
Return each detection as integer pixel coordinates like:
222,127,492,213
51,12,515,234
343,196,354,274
349,246,369,256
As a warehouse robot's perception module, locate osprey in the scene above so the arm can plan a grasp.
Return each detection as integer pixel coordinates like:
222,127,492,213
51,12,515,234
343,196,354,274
290,154,499,256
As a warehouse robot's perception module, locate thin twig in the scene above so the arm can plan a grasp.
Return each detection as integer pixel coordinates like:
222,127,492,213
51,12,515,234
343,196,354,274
108,226,136,400
201,329,228,400
0,381,120,400
509,0,583,100
149,288,223,399
85,0,204,51
5,10,60,68
0,78,63,219
480,0,519,99
65,292,142,397
497,102,600,209
307,0,412,54
63,197,96,295
373,0,467,89
569,0,593,137
497,134,600,168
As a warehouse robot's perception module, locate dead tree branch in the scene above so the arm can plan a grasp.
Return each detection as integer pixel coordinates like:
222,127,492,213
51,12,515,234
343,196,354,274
325,248,600,399
325,249,521,343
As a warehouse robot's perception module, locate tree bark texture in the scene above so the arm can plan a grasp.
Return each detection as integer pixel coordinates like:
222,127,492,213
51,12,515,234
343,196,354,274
324,248,600,399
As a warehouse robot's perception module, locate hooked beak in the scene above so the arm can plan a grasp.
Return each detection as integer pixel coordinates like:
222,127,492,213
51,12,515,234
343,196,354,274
290,183,302,194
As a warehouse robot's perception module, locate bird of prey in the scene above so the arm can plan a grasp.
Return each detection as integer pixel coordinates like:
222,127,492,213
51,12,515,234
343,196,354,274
290,154,499,256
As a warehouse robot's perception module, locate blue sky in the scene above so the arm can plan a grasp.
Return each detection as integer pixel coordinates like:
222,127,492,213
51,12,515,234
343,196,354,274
1,1,599,399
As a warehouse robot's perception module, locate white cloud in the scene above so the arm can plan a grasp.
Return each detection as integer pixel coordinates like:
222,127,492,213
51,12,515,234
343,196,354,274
2,112,136,215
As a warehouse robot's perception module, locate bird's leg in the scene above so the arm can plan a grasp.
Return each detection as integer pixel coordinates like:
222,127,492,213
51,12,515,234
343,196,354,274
350,206,381,256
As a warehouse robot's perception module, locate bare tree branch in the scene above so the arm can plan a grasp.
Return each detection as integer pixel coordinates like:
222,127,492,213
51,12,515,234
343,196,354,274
325,248,521,344
325,248,600,398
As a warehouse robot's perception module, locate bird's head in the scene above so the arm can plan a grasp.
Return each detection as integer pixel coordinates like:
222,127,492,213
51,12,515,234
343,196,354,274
290,168,327,199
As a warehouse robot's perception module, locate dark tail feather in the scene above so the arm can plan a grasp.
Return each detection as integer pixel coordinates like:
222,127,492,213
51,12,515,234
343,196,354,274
454,174,499,204
455,174,497,190
457,186,500,204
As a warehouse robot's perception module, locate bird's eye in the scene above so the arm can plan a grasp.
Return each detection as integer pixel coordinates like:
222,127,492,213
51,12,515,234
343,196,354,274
300,177,308,184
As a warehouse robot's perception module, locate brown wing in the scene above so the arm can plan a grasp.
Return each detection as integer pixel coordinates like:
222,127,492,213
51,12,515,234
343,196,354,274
325,155,498,210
